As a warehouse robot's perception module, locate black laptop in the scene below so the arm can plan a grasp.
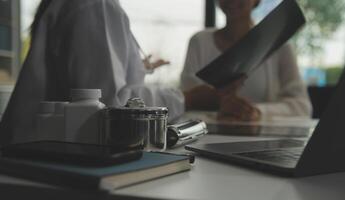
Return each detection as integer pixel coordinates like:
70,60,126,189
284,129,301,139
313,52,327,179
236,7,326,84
207,123,314,138
186,68,345,177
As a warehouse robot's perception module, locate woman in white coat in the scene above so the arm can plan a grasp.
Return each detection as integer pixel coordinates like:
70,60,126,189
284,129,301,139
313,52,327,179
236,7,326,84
0,0,217,145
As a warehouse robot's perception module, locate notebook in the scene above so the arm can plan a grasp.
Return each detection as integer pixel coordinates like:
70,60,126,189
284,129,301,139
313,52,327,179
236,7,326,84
0,152,193,191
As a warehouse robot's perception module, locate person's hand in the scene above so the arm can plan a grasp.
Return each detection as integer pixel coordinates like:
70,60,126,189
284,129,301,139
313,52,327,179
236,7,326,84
183,75,248,111
217,75,247,97
143,55,170,71
217,74,261,122
218,94,261,122
183,85,221,111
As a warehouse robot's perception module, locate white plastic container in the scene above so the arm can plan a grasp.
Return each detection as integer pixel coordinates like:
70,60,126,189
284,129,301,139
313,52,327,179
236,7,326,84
36,102,55,141
65,89,105,144
52,102,69,141
36,101,68,141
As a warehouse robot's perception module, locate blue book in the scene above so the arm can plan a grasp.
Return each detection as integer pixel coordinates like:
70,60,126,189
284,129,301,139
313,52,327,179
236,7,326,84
0,152,192,191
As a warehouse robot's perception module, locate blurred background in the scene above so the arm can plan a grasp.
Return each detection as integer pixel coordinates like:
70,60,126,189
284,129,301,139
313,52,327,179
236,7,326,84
1,0,345,117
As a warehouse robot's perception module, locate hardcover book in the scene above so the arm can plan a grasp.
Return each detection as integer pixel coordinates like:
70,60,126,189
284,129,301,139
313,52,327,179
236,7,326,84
0,152,193,191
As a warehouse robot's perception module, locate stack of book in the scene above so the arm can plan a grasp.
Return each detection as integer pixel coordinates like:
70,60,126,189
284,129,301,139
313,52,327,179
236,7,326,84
0,152,193,191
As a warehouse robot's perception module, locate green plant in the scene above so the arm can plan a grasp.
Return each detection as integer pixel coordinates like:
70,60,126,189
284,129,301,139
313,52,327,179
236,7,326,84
325,66,343,85
293,0,345,60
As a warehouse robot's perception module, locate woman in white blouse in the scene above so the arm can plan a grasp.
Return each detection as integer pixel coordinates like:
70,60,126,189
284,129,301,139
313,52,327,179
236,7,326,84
181,0,312,121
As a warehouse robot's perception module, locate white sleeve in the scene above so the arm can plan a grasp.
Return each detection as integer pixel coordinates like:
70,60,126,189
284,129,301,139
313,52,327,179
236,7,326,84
59,0,184,120
180,35,204,91
256,45,312,118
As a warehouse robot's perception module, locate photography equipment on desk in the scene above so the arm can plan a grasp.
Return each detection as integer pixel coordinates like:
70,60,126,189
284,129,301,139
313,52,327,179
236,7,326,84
101,98,168,151
35,97,208,153
103,99,208,151
167,120,208,148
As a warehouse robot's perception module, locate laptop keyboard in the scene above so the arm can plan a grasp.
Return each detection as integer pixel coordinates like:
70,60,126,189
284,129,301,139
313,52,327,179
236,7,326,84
236,148,304,166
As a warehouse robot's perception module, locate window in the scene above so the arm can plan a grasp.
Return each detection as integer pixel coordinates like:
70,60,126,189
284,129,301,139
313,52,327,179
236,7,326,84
121,0,205,87
20,0,205,88
21,0,40,36
0,0,20,115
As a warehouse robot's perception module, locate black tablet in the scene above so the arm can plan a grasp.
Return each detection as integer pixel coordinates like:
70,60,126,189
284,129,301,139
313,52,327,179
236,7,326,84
1,141,142,166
